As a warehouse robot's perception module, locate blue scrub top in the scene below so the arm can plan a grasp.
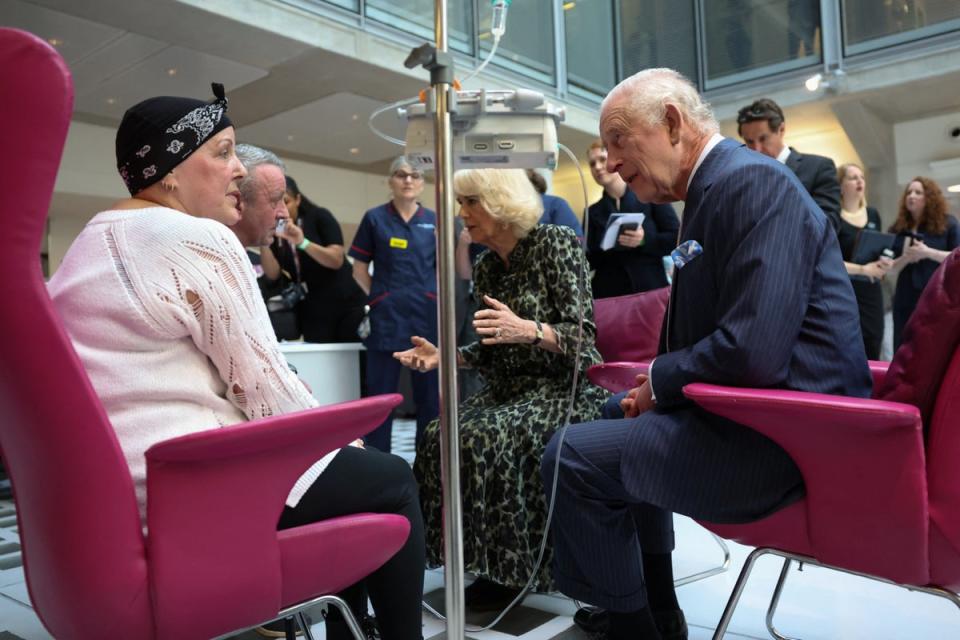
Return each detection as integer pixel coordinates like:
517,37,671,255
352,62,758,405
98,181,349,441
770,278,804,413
349,201,438,351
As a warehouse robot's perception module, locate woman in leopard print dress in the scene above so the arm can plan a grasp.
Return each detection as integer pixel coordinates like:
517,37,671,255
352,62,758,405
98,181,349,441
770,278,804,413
395,168,609,607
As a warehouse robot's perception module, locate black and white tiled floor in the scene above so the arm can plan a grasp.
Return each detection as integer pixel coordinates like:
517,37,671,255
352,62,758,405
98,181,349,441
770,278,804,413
2,420,958,638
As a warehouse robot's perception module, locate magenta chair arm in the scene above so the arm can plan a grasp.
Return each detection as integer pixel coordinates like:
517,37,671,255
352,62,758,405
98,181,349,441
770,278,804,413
869,359,889,389
587,361,652,393
144,395,402,638
147,394,401,464
683,383,929,572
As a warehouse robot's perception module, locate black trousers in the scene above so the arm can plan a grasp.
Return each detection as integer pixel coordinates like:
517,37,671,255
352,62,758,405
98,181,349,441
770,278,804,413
278,446,425,640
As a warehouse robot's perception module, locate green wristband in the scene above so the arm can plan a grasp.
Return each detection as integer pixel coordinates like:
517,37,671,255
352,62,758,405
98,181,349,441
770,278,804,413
297,238,311,251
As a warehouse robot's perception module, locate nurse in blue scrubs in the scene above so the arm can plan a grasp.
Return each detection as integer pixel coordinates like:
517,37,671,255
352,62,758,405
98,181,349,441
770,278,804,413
349,157,439,452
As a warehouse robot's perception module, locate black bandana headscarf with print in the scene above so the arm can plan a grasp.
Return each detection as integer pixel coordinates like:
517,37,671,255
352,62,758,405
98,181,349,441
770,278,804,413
115,83,233,196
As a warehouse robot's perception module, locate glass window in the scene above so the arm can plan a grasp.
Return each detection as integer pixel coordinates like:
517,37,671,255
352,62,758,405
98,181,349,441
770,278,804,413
843,0,960,54
619,0,698,86
564,0,617,96
322,0,359,11
478,0,556,84
279,0,360,15
366,0,473,55
701,0,821,87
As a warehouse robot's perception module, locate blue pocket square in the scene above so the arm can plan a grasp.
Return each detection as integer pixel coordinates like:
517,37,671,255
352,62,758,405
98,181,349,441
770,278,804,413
671,240,703,269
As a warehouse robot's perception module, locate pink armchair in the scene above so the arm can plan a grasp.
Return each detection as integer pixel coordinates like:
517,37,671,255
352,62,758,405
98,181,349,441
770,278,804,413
684,249,960,638
588,287,668,390
0,27,409,640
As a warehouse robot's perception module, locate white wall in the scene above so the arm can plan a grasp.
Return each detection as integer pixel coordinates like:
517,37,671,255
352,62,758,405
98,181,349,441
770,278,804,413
46,119,419,274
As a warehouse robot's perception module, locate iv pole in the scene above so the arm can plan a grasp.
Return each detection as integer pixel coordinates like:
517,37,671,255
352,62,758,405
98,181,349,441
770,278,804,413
433,0,465,633
402,0,466,637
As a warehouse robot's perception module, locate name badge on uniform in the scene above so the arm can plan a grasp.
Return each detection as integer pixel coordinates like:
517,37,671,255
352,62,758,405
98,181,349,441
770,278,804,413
390,237,408,249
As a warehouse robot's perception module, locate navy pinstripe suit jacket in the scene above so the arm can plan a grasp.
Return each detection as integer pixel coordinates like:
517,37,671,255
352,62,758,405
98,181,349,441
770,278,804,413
652,139,872,408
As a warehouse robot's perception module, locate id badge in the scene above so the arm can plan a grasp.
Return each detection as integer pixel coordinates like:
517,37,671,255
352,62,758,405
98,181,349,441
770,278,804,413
390,237,408,249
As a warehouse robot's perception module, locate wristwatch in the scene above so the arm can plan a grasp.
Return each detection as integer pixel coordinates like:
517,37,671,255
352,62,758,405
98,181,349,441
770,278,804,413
531,320,543,346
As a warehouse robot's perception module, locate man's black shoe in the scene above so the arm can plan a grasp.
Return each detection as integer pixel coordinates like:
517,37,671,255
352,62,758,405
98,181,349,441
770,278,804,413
653,609,687,640
574,606,687,640
573,605,609,633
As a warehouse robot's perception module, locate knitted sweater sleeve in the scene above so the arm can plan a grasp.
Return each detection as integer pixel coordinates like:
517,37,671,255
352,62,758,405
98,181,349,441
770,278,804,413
138,217,319,418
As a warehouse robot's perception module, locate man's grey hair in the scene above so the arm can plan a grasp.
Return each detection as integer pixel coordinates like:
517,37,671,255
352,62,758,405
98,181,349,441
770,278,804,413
235,143,285,198
602,68,719,136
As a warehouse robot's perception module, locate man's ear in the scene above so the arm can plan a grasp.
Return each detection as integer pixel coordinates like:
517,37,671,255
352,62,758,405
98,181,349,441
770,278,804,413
665,104,682,145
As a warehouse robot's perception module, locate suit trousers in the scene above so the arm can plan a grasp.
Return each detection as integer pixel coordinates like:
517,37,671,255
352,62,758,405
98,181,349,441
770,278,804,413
541,393,803,612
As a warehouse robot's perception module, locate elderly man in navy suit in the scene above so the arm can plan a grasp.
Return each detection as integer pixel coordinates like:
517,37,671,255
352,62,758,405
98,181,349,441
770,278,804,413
541,69,872,640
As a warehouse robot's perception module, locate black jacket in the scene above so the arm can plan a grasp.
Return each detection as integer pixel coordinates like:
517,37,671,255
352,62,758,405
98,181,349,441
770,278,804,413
785,147,841,229
586,188,680,298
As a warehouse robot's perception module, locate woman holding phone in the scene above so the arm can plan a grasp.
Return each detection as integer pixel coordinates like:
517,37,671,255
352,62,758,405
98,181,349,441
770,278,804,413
888,176,960,348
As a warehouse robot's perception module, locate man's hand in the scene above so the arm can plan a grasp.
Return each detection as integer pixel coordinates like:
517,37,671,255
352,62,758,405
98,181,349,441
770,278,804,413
617,228,645,248
619,373,655,418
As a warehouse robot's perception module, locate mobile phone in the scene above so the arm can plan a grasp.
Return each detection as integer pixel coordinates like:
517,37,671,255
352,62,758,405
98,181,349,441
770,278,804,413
275,218,287,233
619,222,639,233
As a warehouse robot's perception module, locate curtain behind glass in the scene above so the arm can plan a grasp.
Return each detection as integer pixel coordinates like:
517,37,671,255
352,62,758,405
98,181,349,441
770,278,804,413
366,0,473,55
565,0,617,96
702,0,820,83
479,0,556,84
619,0,698,85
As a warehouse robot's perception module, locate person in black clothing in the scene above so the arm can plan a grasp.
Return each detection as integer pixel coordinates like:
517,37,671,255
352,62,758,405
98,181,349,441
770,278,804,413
736,98,841,228
278,176,367,343
888,176,960,348
585,140,680,298
835,163,892,360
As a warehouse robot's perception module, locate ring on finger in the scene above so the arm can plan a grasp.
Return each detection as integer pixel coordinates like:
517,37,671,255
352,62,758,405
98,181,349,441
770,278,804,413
495,328,502,338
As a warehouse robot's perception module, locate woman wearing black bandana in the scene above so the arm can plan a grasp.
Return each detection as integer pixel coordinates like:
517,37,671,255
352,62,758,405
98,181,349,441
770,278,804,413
47,85,425,640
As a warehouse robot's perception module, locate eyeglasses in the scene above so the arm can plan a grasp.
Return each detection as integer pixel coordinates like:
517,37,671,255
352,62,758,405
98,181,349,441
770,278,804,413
393,171,423,181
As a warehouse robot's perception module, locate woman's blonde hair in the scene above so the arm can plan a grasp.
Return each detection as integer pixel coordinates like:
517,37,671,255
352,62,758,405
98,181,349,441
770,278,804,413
837,162,867,211
453,168,543,239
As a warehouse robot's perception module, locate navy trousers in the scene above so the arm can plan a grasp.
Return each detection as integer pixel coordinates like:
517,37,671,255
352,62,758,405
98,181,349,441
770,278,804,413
541,393,803,612
364,349,439,453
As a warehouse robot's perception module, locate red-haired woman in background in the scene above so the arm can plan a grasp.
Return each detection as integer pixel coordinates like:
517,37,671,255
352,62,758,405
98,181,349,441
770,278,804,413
889,176,960,348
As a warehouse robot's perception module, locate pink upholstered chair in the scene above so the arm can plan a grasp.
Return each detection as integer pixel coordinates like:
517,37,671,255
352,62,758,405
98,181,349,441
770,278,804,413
588,287,668,391
681,250,960,638
0,27,409,640
589,286,730,586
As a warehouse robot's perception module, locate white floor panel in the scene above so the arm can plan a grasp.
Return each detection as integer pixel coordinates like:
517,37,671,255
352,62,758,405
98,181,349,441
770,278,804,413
2,493,959,639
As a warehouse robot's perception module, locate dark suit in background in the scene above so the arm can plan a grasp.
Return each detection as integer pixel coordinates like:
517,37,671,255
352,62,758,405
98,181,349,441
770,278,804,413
543,138,872,612
586,189,680,298
785,146,841,228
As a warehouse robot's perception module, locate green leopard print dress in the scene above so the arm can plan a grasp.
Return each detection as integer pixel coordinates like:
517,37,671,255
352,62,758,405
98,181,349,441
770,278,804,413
414,224,610,591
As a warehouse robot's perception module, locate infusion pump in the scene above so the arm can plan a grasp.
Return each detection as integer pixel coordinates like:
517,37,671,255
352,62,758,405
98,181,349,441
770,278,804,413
401,88,565,171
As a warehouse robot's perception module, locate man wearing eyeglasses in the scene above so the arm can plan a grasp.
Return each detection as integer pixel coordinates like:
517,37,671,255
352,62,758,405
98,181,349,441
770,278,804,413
737,98,841,228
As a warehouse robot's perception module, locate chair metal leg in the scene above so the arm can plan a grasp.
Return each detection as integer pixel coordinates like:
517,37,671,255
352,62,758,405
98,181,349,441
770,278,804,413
675,531,732,587
296,611,316,640
713,547,960,640
317,596,367,640
765,558,800,640
284,616,298,640
712,547,772,639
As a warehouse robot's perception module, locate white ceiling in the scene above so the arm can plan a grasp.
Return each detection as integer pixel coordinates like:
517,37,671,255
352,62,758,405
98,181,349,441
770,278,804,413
3,0,960,199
